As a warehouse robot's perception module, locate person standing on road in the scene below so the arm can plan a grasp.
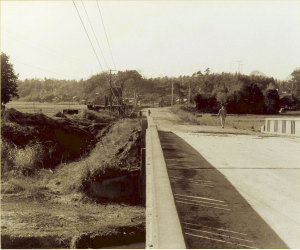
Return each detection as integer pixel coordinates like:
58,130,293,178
217,105,226,128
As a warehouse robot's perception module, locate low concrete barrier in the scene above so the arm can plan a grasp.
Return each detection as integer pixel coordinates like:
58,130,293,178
261,118,300,137
146,116,186,249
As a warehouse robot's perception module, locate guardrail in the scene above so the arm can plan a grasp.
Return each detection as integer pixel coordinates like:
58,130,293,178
261,117,300,137
146,115,186,249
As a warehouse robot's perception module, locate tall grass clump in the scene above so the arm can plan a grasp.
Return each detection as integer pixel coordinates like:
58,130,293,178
14,143,45,175
82,109,116,123
1,140,45,177
84,118,140,174
1,139,16,175
171,105,200,124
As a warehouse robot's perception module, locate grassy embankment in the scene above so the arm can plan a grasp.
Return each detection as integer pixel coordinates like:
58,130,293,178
171,105,267,131
1,108,145,248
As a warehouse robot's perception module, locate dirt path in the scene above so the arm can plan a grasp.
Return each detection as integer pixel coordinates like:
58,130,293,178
150,107,300,248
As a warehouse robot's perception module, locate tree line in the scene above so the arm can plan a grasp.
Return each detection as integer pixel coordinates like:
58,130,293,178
2,52,300,114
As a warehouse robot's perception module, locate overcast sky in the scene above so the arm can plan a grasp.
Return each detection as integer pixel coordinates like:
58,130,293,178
1,1,300,81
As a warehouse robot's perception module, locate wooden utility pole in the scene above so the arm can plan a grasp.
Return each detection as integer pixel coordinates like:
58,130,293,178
188,81,191,104
180,77,183,104
171,79,174,106
109,69,113,109
237,60,243,74
134,90,137,108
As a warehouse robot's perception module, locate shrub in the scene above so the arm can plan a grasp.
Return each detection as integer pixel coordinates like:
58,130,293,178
1,139,17,175
82,110,116,123
1,174,50,197
226,84,264,114
264,89,280,114
194,94,218,113
14,143,45,175
54,111,67,118
1,140,45,176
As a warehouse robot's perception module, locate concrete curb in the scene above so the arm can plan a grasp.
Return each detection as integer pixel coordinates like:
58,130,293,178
146,115,186,249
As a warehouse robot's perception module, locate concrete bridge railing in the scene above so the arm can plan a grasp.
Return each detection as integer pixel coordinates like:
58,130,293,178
261,117,300,137
146,115,186,249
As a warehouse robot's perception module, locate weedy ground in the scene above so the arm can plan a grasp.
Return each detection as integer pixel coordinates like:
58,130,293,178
1,107,145,248
171,105,269,131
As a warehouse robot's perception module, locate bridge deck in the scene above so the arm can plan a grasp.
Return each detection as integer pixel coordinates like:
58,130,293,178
158,131,288,249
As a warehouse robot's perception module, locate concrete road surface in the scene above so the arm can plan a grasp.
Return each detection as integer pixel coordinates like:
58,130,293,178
149,107,300,248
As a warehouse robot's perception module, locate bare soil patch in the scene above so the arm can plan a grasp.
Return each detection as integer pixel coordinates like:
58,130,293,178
1,197,145,249
1,109,145,248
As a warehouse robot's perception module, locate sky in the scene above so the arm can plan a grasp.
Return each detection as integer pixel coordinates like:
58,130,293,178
1,1,300,81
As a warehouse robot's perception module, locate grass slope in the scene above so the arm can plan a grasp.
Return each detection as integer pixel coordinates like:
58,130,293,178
1,114,145,248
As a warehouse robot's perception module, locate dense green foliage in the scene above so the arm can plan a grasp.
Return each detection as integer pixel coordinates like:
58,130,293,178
17,70,154,104
13,64,300,114
1,53,19,104
290,68,300,100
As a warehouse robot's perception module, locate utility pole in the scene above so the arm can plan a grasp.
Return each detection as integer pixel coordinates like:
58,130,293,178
109,69,112,87
171,79,174,106
180,77,183,104
237,60,243,74
134,90,137,108
188,81,191,105
109,69,112,109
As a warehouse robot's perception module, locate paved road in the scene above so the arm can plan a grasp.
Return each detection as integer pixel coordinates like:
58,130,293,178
149,107,300,248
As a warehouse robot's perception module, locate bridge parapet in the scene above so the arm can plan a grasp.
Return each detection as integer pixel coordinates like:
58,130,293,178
261,117,300,137
146,115,186,249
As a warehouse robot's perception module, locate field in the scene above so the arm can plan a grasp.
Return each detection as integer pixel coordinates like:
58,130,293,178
171,105,300,131
6,101,88,117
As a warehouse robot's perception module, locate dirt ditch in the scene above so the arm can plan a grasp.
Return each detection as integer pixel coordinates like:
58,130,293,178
1,109,146,248
1,109,109,170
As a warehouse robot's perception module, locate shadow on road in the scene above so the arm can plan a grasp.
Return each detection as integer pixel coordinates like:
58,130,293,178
158,131,288,249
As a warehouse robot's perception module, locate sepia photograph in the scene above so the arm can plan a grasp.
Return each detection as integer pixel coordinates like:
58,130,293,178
1,0,300,249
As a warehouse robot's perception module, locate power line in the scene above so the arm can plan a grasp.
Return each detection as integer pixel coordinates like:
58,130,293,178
95,1,124,101
3,32,84,72
3,29,84,63
96,1,117,70
80,0,109,70
72,0,104,71
237,60,243,74
13,59,74,79
72,1,125,115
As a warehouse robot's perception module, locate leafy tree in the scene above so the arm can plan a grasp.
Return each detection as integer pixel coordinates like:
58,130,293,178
290,68,300,100
194,94,218,113
280,95,296,107
1,53,19,104
264,89,280,114
117,70,141,88
13,66,287,113
243,83,264,114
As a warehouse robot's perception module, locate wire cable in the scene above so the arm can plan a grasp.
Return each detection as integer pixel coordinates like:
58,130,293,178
80,0,109,70
3,33,84,73
3,29,85,63
95,2,123,98
13,59,74,79
72,0,104,71
72,1,125,114
96,1,117,70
